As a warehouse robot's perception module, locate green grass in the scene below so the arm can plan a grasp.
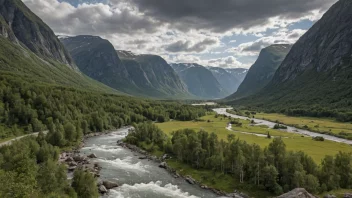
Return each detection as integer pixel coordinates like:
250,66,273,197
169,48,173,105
166,159,273,198
157,113,352,163
256,112,352,135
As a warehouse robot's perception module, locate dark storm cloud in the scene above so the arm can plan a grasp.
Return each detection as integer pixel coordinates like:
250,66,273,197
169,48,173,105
164,38,218,53
128,0,336,32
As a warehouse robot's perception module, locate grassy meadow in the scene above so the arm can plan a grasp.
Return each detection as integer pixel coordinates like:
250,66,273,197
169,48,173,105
157,113,352,163
256,112,352,135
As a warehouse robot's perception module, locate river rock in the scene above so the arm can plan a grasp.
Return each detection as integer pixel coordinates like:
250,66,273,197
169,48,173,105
185,176,195,185
98,185,108,194
139,156,147,160
68,161,78,167
159,162,167,169
277,188,317,198
88,153,97,158
73,155,87,162
103,180,119,189
344,193,352,198
65,157,74,162
324,195,336,198
68,166,77,171
162,154,169,160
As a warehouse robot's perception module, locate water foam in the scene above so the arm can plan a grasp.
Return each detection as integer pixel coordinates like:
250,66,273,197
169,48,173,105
82,144,123,153
97,156,149,173
107,181,200,198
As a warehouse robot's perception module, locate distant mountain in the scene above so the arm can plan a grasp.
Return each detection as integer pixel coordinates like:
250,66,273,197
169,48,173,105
171,63,228,99
0,0,115,93
226,44,291,100
60,35,189,98
117,50,190,98
225,68,249,82
207,67,248,94
228,0,352,119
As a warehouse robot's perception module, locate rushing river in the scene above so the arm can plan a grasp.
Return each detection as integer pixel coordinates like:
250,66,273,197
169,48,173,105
213,108,352,145
80,127,220,198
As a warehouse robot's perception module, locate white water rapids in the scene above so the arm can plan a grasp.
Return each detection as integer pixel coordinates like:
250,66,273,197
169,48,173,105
80,127,222,198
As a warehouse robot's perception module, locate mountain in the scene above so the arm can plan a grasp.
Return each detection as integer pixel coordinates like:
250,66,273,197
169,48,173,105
207,67,248,94
226,44,291,100
0,0,115,93
60,36,137,94
0,0,75,69
228,0,352,120
170,63,228,99
117,50,190,98
60,35,189,98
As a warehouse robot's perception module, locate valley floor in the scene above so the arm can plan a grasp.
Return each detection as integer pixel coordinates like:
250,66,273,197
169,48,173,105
156,113,352,163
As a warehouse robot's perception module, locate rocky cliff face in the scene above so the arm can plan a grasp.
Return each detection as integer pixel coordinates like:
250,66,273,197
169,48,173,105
60,36,134,92
227,0,352,115
61,36,189,98
0,0,76,69
207,67,248,94
227,44,291,100
171,63,228,99
272,0,352,84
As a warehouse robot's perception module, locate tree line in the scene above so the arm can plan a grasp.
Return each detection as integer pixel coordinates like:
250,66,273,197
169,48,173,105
0,73,207,197
126,122,352,195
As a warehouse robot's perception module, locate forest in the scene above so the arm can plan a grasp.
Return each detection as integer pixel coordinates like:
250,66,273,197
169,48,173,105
126,122,352,195
0,73,207,197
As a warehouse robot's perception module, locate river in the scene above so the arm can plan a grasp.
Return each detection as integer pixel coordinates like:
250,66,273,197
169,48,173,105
213,108,352,145
80,127,221,198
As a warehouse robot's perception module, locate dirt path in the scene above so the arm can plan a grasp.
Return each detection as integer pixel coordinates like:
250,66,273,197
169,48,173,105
0,131,48,147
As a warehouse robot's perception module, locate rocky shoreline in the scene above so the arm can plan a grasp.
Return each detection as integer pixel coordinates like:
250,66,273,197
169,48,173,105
58,129,127,194
117,140,249,198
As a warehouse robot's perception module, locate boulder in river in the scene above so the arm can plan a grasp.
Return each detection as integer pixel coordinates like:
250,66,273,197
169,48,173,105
73,155,87,162
159,162,167,169
103,180,119,189
277,188,317,198
88,153,97,158
98,185,108,194
344,193,352,198
185,176,195,185
65,157,74,162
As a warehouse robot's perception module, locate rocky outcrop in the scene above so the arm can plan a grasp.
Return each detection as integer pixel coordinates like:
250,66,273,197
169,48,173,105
0,0,76,69
277,188,317,198
344,193,352,198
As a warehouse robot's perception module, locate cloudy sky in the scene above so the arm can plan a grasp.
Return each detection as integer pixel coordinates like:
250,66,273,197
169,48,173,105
23,0,337,68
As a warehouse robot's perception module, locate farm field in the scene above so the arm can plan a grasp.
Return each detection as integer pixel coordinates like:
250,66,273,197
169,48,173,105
157,113,352,163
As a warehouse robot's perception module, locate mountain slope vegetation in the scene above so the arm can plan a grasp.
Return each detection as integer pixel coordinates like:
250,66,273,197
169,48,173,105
228,0,352,121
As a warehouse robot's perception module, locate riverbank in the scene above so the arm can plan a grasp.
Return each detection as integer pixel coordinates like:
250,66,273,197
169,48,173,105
227,109,352,141
58,128,131,194
117,140,259,198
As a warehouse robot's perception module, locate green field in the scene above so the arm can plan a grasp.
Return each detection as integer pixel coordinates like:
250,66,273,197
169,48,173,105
157,113,352,163
256,112,352,135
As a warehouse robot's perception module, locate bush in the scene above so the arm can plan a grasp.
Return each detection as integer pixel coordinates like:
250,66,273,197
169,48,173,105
273,124,287,129
312,136,325,141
